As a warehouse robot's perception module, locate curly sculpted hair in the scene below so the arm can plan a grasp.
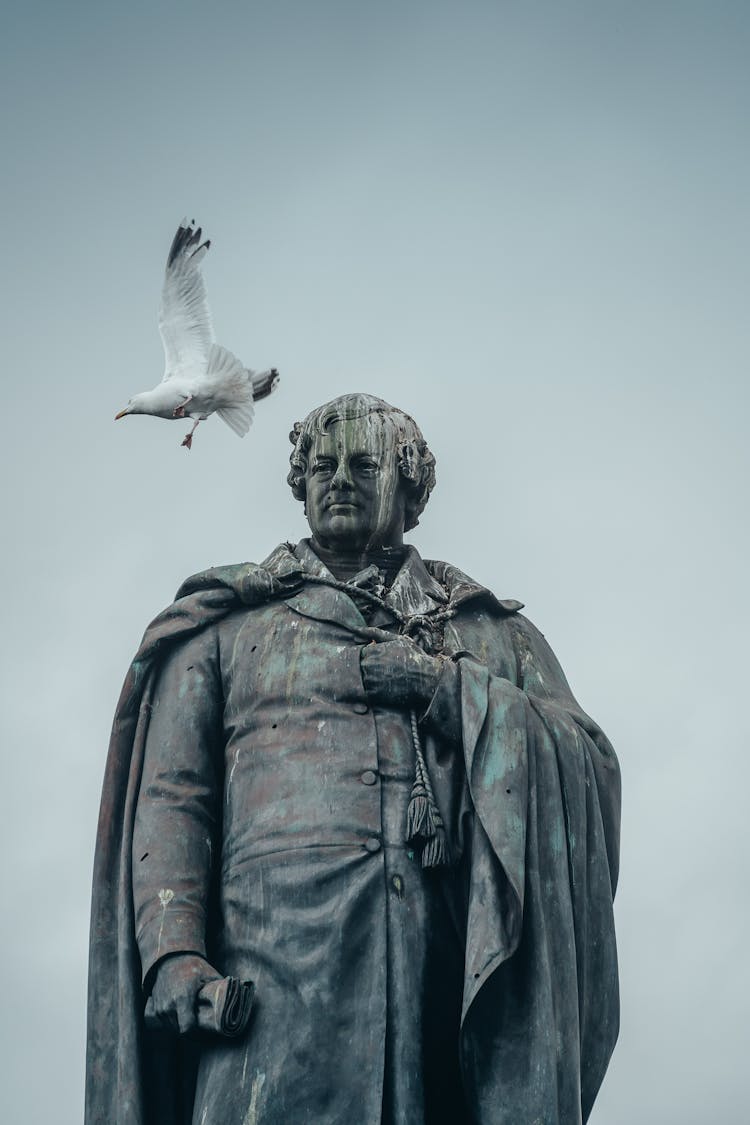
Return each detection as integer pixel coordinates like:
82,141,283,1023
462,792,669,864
287,393,436,532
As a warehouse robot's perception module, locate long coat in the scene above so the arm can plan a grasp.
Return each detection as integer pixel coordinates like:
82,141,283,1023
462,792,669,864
86,542,620,1125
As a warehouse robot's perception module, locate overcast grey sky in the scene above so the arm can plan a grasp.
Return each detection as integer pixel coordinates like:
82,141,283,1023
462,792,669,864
2,2,748,1121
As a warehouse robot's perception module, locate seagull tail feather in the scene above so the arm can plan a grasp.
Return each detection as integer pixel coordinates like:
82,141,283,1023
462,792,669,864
217,402,255,437
207,344,255,437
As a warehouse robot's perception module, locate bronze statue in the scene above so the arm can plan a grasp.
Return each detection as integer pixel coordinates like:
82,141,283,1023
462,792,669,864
86,393,620,1124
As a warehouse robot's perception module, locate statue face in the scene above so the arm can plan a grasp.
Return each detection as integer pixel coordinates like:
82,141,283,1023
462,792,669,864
304,415,407,553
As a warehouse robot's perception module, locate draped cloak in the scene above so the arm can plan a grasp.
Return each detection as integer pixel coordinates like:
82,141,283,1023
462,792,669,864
86,543,620,1125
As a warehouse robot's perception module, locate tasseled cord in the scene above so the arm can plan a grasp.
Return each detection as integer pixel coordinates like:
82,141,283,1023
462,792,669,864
406,710,449,867
303,572,451,868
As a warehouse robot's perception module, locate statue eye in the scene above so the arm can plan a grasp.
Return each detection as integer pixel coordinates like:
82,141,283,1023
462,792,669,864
354,458,379,476
312,459,335,477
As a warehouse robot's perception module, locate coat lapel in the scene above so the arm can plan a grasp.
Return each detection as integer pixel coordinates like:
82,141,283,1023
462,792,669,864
382,547,449,621
282,540,370,633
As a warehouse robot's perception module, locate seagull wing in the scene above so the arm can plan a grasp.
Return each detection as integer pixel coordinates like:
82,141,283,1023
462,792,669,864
158,221,215,380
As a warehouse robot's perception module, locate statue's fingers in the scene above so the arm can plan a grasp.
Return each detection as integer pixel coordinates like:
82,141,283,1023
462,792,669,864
143,996,164,1031
175,997,198,1035
148,1000,180,1034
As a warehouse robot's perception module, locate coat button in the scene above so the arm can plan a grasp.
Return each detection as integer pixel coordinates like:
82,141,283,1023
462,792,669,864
360,770,377,786
352,702,369,714
364,837,381,853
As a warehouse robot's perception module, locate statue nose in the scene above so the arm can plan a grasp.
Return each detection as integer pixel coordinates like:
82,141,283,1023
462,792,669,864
331,465,354,490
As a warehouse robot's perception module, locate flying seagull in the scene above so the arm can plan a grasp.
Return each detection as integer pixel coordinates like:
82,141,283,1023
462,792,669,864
115,220,279,449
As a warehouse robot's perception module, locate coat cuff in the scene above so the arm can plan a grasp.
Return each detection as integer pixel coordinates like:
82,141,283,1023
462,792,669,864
136,903,207,987
419,656,462,746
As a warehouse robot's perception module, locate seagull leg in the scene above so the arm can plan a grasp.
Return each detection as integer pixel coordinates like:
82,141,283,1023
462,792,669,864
173,395,194,419
181,418,201,450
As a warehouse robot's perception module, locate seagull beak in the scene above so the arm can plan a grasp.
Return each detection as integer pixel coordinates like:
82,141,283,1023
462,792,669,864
114,408,129,420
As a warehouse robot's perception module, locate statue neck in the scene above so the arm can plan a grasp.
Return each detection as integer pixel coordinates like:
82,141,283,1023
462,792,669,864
309,539,407,586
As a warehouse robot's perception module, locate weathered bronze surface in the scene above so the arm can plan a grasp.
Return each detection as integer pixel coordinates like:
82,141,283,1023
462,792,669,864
86,394,620,1124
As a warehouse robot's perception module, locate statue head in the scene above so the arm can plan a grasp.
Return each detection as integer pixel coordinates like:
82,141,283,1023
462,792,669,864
288,394,436,552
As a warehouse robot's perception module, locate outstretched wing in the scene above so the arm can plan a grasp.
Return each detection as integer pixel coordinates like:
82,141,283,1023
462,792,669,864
158,220,215,380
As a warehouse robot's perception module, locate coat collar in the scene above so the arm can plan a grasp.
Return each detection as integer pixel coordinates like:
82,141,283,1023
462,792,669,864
292,539,449,619
277,540,515,633
280,540,443,633
176,541,521,629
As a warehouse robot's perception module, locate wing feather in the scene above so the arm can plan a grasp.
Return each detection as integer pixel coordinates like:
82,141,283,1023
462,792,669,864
159,221,215,380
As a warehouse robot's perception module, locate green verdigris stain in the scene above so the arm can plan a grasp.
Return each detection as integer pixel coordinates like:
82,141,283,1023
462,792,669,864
178,669,204,699
478,700,525,788
549,820,565,859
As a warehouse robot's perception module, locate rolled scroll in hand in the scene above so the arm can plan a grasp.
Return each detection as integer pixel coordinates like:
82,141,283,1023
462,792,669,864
144,976,255,1038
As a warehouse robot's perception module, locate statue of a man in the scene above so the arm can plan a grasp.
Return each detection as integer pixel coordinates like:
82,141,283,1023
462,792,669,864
86,394,620,1125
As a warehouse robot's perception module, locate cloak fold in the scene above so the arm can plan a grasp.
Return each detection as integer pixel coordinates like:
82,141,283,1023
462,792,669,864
87,589,240,1125
455,660,620,1124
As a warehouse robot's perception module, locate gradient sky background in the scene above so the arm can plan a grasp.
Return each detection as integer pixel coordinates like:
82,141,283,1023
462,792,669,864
2,2,748,1121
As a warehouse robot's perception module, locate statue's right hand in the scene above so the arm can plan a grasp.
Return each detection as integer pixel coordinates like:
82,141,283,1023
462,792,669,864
148,953,222,1034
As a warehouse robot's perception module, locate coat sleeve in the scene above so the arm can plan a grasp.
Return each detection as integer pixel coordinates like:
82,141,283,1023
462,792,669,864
457,613,621,1125
132,625,224,986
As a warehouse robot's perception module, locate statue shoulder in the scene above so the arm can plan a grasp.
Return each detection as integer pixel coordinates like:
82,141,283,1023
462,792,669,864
175,543,301,604
424,557,524,616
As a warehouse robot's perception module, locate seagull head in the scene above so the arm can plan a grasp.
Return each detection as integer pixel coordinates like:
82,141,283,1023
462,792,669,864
115,393,148,419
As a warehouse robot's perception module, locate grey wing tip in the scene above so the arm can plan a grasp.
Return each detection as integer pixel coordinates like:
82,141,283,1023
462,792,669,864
166,219,209,269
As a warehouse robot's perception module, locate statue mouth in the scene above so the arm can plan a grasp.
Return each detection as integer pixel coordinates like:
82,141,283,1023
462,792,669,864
326,500,359,512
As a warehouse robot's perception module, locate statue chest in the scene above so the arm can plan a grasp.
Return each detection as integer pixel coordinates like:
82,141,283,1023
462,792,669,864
216,602,415,864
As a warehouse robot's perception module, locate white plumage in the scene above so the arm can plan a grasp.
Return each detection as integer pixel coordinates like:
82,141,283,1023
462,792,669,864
115,220,279,448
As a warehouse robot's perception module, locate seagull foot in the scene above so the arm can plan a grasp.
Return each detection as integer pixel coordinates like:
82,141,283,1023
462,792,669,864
181,433,193,450
173,395,194,419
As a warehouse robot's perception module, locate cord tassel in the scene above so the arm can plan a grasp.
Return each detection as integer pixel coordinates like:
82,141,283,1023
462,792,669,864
406,789,430,838
406,710,450,867
421,831,449,868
